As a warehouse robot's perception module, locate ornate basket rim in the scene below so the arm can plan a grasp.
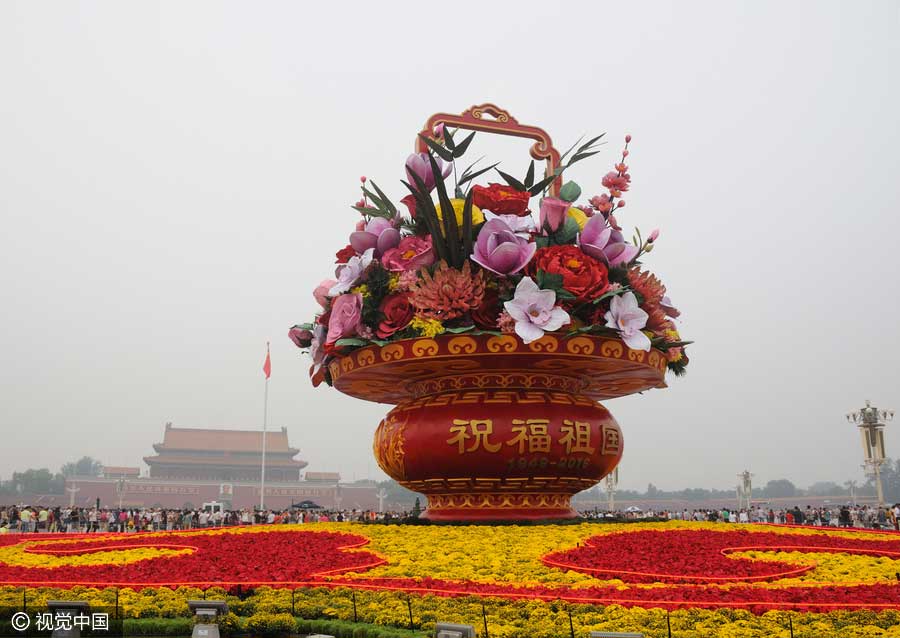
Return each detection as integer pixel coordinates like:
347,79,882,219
329,333,667,405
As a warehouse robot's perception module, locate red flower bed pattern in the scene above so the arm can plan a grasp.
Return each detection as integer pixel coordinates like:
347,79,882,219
3,525,900,613
0,530,382,586
543,528,900,583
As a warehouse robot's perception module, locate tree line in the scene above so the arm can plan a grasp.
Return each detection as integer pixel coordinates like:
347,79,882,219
0,456,103,495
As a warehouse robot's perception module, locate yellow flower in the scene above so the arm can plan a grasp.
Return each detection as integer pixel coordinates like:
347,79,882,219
387,274,400,292
434,198,484,236
665,328,681,341
410,317,445,337
350,284,369,298
567,206,589,230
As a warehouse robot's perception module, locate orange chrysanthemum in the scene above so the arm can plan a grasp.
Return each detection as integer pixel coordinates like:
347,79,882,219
627,267,669,334
409,261,485,320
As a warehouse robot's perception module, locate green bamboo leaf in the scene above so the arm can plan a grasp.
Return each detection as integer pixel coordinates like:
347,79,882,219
442,127,456,151
430,153,460,267
368,180,397,216
458,156,485,181
495,168,525,191
576,133,606,153
462,188,474,258
361,187,386,211
528,173,558,196
452,131,476,158
418,134,454,162
559,135,585,164
569,150,601,165
458,162,500,187
401,178,447,262
351,205,393,219
524,160,535,189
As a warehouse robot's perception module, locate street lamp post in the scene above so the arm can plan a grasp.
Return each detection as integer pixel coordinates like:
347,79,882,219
737,470,753,511
847,400,894,507
116,477,127,510
604,467,618,512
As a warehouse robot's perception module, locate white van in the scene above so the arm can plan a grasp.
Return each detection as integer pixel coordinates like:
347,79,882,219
202,501,224,515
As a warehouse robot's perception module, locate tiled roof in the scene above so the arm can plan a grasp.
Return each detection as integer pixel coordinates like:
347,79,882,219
154,425,298,453
102,466,141,476
304,472,341,481
143,454,308,468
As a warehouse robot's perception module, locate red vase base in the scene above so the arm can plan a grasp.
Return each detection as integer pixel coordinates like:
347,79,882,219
421,492,577,522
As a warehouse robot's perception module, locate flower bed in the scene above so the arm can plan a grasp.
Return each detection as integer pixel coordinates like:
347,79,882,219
2,522,899,636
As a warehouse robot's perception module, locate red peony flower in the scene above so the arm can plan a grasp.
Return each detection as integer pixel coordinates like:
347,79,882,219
335,244,356,263
472,183,531,216
376,293,414,339
530,245,610,302
471,287,502,330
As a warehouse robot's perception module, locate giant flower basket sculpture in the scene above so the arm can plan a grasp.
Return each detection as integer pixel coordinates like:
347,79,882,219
291,105,689,520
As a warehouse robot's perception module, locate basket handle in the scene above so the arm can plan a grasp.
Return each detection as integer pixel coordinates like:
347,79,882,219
416,103,562,197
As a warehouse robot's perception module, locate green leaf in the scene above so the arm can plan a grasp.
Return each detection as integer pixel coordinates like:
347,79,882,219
368,180,397,216
458,162,500,187
524,160,535,189
401,177,447,263
452,131,476,158
351,205,393,219
496,168,525,191
418,134,454,162
555,289,577,301
445,325,475,334
335,338,369,347
559,180,582,203
559,135,585,164
529,173,558,196
569,150,602,165
554,216,579,244
458,156,485,181
462,188,474,258
575,133,606,154
592,287,630,304
442,127,456,151
429,153,460,266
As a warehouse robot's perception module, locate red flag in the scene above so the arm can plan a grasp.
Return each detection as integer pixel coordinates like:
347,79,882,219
262,343,271,379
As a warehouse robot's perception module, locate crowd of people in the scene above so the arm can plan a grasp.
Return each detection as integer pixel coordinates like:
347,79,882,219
0,505,404,533
581,503,900,529
2,503,900,533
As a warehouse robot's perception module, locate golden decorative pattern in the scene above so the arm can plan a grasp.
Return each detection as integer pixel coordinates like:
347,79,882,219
331,334,667,405
411,338,440,357
447,335,478,354
425,492,572,511
373,414,407,481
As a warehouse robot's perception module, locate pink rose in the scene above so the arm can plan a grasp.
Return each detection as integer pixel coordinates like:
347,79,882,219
539,197,570,233
381,236,435,272
314,279,336,308
325,293,363,347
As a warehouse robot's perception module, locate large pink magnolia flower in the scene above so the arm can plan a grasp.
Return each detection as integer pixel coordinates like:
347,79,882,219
325,293,363,347
604,291,650,351
381,236,434,272
405,152,452,192
579,215,639,266
329,248,374,295
314,279,336,307
471,218,536,275
503,276,570,344
349,217,400,257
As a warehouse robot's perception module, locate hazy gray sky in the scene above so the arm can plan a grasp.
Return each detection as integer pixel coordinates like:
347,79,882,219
1,1,898,492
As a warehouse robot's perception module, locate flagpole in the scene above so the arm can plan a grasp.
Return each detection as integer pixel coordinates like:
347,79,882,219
260,342,270,512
